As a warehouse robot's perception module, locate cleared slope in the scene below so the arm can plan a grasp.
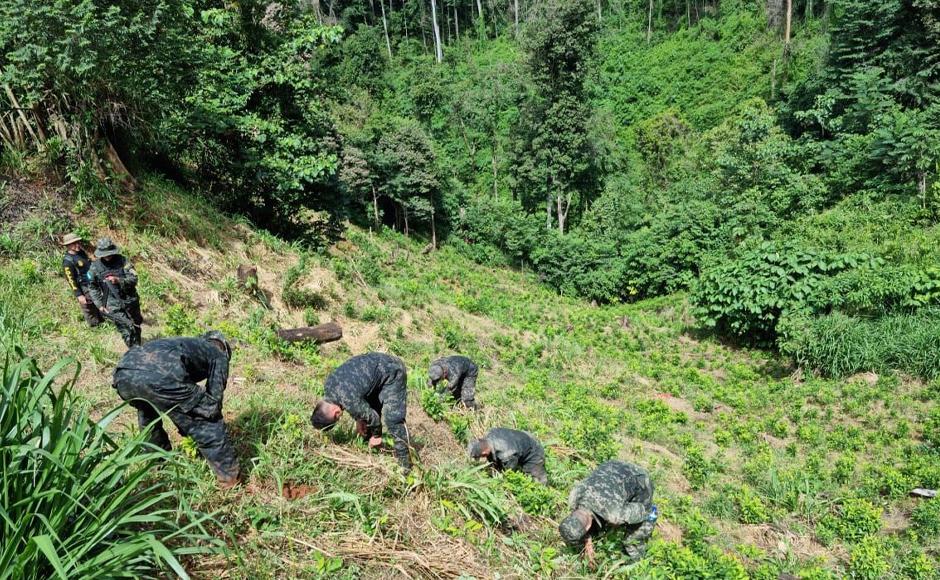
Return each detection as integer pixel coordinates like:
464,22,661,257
1,177,937,578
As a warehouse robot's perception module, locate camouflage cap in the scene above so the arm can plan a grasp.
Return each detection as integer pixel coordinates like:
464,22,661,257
61,232,83,246
559,514,589,546
95,237,121,258
202,330,232,359
428,364,445,382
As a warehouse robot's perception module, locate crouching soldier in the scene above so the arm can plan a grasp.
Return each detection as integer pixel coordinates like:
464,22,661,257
112,331,240,488
428,354,478,409
311,352,413,473
60,232,102,327
468,428,548,484
559,461,657,566
87,238,143,348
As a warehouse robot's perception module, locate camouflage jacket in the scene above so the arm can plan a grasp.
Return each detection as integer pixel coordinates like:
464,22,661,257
568,461,654,527
428,355,477,388
87,255,139,310
62,250,93,297
115,337,229,413
485,428,544,472
324,352,410,468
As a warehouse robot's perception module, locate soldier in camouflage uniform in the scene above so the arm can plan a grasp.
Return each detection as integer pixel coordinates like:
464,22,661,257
311,352,413,472
428,354,478,409
87,238,143,348
559,460,657,565
60,232,102,327
112,331,240,487
468,427,548,484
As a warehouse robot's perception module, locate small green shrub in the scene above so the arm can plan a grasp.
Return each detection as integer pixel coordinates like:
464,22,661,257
911,499,940,537
164,303,200,336
817,498,882,543
501,470,559,516
420,388,445,421
736,485,771,524
848,536,891,580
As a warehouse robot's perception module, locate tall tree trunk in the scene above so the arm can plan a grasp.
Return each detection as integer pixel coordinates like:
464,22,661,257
492,134,498,197
314,0,323,23
514,0,520,37
919,170,928,207
371,184,380,226
647,0,653,43
784,0,792,45
431,208,437,249
545,194,552,230
597,0,602,21
454,4,459,38
403,204,410,236
556,194,568,235
476,0,483,20
380,0,393,58
421,0,429,51
431,0,443,62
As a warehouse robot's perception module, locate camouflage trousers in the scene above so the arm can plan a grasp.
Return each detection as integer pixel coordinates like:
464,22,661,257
113,370,240,483
77,289,102,328
104,299,143,348
621,519,656,561
522,461,549,485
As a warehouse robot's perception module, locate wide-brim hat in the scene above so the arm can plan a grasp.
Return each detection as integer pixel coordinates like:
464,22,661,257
61,233,83,246
95,237,121,258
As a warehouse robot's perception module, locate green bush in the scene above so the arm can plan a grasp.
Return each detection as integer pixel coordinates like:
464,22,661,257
0,346,219,578
736,485,771,524
817,498,882,543
911,500,940,537
501,470,560,516
848,536,892,580
691,242,877,343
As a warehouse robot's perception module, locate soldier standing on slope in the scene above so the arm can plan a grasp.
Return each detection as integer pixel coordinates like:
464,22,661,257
311,352,414,473
87,237,143,348
559,460,657,566
428,354,479,409
60,232,102,327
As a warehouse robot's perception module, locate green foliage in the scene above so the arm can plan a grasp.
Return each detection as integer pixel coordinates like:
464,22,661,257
501,470,560,516
420,387,446,421
817,498,882,543
283,255,327,310
165,303,200,336
0,345,219,578
848,536,892,580
911,499,940,537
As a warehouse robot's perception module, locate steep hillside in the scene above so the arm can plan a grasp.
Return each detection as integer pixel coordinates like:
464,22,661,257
2,177,938,578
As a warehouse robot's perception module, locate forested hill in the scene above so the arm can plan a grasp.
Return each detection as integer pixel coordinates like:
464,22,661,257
3,0,940,377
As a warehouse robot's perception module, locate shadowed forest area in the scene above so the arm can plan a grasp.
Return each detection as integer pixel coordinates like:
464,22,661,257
2,0,940,578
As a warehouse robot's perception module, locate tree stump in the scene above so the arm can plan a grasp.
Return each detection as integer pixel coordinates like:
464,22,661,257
237,264,258,288
276,322,343,344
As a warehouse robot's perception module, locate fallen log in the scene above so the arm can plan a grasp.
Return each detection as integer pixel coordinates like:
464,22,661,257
276,322,343,344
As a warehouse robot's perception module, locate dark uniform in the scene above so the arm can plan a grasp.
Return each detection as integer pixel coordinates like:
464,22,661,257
474,428,547,484
428,355,478,409
321,352,412,471
87,238,142,348
112,335,239,483
566,461,656,560
62,248,102,327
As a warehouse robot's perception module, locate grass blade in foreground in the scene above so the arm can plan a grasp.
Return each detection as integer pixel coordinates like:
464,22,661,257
0,345,223,579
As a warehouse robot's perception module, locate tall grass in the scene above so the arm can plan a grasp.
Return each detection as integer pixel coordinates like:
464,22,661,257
779,309,940,379
0,344,222,578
